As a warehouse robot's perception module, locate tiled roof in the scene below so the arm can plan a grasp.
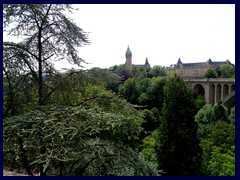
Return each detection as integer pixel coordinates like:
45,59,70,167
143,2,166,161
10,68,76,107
175,59,233,68
132,58,150,68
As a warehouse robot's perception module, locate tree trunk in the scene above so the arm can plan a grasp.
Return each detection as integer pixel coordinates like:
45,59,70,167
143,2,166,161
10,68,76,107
18,137,34,176
38,27,43,107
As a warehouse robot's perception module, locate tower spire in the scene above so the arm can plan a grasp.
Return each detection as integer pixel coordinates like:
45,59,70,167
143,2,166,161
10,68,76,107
125,45,132,69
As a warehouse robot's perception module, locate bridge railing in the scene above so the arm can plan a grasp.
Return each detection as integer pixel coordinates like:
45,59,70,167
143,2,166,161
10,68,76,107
208,78,235,82
184,78,235,83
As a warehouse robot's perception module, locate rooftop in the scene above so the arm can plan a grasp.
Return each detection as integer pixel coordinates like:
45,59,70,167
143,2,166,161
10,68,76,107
173,59,233,68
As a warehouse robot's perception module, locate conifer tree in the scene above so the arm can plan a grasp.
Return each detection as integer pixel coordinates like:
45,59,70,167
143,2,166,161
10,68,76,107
3,4,89,107
157,75,202,175
3,4,89,175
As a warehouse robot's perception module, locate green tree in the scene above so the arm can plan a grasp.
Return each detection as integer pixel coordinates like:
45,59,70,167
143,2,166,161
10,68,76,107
195,104,214,139
139,130,161,175
109,64,133,83
218,64,235,78
228,106,235,124
4,104,157,176
200,121,235,175
195,102,235,175
146,77,166,110
140,109,158,138
4,4,90,176
213,101,229,123
157,75,202,175
195,102,232,140
3,71,38,117
204,68,217,78
194,95,206,112
208,121,235,149
118,78,138,104
43,68,121,107
149,65,166,78
132,66,148,80
206,146,235,176
136,78,151,105
4,90,163,176
3,4,89,108
136,77,166,110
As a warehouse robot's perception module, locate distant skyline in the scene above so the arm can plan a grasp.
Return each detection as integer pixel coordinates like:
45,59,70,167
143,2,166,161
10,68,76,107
3,4,235,70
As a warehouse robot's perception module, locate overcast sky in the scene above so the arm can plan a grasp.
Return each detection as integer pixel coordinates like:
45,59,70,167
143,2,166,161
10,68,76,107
4,4,235,70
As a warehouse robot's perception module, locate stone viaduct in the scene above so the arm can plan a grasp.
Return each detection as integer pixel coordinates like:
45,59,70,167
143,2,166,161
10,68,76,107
185,78,235,108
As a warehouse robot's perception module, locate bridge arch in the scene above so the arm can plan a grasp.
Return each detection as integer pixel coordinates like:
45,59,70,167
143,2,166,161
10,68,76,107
193,84,205,96
185,78,235,105
223,84,229,99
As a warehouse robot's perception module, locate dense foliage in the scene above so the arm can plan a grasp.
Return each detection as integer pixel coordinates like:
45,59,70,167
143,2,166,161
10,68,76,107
3,4,235,176
204,64,235,78
4,105,160,176
3,4,90,119
156,76,202,175
195,103,235,175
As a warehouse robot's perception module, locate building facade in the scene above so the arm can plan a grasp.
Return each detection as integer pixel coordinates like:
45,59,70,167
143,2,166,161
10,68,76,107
124,46,233,78
168,58,233,78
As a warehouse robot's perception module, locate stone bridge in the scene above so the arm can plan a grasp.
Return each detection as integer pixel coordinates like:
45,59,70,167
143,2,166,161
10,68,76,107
185,78,235,108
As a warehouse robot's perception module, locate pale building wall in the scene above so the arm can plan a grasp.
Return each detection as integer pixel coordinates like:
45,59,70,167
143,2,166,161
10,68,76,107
167,65,214,78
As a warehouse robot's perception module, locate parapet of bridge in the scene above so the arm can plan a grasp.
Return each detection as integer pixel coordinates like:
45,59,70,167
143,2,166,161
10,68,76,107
185,78,235,108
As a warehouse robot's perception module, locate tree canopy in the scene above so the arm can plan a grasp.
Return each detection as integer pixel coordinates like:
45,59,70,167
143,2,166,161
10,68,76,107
3,4,90,108
204,64,235,78
157,75,202,175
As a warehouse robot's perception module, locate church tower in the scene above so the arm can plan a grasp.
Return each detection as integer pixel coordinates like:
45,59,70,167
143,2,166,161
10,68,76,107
145,57,150,67
125,45,132,69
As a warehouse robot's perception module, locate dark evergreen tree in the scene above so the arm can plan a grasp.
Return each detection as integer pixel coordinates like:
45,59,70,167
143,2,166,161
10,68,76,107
157,75,202,175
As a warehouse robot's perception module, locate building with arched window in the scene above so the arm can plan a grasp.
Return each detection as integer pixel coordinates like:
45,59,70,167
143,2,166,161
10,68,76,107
167,58,233,78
